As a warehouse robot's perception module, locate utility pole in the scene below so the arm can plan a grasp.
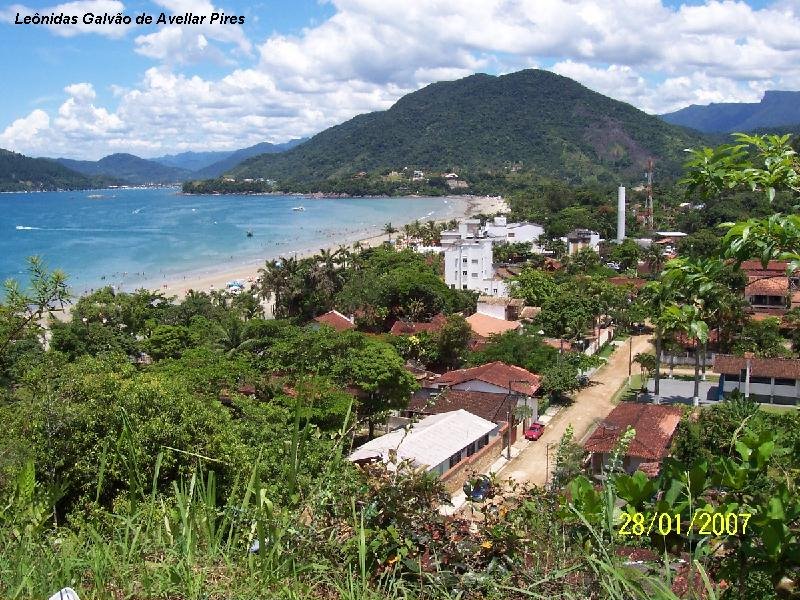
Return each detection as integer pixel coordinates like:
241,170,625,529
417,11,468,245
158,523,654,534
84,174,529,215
644,159,655,231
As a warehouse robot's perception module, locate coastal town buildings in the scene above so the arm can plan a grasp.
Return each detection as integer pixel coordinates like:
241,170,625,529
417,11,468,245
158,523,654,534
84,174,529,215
564,229,601,255
714,354,800,405
444,238,509,296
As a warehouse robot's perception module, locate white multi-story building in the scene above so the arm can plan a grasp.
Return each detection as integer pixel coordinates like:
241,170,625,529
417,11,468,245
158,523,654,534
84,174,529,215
564,229,601,255
482,216,544,248
444,239,508,296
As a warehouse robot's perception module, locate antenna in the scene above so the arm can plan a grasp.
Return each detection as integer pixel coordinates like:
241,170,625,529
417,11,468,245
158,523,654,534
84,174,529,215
644,158,655,230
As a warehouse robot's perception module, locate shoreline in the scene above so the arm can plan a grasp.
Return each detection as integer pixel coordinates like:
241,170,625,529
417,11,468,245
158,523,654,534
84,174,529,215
65,194,508,305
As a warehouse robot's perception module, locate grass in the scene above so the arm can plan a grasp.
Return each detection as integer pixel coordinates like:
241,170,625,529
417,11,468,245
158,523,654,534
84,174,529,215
609,374,643,405
596,343,617,360
760,404,799,414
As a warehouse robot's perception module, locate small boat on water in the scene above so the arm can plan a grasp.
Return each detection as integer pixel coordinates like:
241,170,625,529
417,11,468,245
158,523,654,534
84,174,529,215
292,206,305,212
246,230,253,238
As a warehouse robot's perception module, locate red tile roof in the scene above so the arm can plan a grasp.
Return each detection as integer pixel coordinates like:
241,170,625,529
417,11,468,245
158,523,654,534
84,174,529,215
739,260,791,276
465,312,522,338
713,354,800,379
608,276,647,289
389,313,447,335
745,276,789,298
433,361,541,395
406,388,518,424
313,310,355,331
583,403,683,461
542,337,573,352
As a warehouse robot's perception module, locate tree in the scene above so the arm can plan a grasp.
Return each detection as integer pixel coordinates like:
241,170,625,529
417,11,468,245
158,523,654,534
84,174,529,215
145,324,193,360
468,330,558,373
541,362,581,400
383,222,398,242
432,314,472,370
660,303,708,405
732,317,792,358
633,352,655,391
607,239,640,272
510,268,557,306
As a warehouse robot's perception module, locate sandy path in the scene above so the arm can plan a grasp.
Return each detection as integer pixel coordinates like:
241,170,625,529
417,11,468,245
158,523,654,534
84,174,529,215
499,334,654,486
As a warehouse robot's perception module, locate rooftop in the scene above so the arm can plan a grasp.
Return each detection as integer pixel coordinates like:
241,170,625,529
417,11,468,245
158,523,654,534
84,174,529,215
465,312,522,338
348,409,497,469
390,313,448,336
434,361,540,396
407,388,519,424
713,354,800,379
583,403,683,461
313,310,355,331
745,276,789,297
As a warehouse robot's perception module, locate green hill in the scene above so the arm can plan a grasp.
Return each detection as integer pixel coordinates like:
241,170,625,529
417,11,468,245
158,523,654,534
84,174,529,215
661,90,800,133
218,69,707,190
0,148,109,191
55,153,190,185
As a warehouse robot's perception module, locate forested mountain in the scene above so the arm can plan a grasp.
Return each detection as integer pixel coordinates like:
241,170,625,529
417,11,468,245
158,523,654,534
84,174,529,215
152,150,231,172
54,153,190,185
191,139,306,179
222,69,707,189
0,148,113,191
661,90,800,133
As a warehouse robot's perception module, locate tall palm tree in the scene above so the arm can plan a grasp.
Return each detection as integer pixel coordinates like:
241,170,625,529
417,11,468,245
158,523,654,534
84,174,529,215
643,244,666,276
639,280,675,403
661,303,709,405
383,222,398,242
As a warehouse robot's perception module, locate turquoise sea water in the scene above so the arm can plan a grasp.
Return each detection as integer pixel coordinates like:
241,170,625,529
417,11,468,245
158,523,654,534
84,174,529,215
1,188,460,295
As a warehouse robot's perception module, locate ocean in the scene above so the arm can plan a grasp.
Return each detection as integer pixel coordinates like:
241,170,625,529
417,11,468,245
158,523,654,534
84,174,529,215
1,188,460,295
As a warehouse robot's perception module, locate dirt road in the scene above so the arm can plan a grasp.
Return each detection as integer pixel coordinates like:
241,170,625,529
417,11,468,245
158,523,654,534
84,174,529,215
499,334,654,486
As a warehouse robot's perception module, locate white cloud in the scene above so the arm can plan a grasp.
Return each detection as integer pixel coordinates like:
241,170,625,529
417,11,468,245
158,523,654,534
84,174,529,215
3,0,132,37
5,0,800,158
133,0,252,64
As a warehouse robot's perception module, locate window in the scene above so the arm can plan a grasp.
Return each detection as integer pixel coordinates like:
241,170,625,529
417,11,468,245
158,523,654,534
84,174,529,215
462,258,468,263
508,232,515,238
466,442,476,457
471,259,478,264
462,285,468,290
448,451,462,468
750,376,771,385
471,272,478,278
775,378,796,387
481,434,489,446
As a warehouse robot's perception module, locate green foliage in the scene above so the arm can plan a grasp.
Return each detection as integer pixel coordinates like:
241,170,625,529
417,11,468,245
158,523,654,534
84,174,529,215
189,69,706,191
606,239,641,271
0,148,113,191
732,317,792,358
468,330,558,373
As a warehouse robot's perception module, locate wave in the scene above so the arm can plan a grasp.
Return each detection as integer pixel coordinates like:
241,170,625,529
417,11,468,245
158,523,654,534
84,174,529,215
15,225,40,230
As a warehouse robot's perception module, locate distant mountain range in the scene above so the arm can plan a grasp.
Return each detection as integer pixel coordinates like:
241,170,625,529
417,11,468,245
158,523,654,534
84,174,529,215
226,69,708,188
55,153,192,185
660,91,800,133
0,149,119,191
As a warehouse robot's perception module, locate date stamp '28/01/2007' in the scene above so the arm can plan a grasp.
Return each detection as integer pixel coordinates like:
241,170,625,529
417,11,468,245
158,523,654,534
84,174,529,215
617,511,752,537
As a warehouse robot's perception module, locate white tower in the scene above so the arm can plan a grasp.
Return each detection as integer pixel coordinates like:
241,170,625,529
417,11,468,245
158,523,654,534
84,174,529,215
616,186,626,242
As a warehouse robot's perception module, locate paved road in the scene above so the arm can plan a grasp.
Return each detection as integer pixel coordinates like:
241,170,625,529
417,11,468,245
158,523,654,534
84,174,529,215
499,334,654,486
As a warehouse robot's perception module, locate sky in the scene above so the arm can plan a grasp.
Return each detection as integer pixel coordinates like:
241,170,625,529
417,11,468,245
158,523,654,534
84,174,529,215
1,0,800,160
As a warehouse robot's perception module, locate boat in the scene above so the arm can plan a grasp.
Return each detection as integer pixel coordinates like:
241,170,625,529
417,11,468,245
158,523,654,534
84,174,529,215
292,206,305,212
246,230,253,237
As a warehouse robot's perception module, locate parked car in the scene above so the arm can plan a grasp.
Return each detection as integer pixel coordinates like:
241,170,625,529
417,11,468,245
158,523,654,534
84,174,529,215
463,474,492,502
524,422,545,441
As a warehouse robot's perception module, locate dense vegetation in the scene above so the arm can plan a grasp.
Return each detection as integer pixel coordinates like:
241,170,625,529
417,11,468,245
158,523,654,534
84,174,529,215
54,153,191,185
0,148,116,191
2,134,799,599
185,69,708,192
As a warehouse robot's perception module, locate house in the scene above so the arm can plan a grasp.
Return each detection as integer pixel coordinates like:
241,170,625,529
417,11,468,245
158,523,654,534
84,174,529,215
583,403,683,477
740,260,799,315
713,354,800,406
444,238,508,296
465,312,521,339
348,409,501,478
313,310,355,331
475,296,524,321
564,229,601,255
405,388,527,425
389,313,448,336
482,216,544,248
432,361,540,396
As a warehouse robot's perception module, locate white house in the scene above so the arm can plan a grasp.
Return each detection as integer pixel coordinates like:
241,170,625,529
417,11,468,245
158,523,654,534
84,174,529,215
564,229,601,255
444,239,508,296
482,216,544,249
348,410,500,476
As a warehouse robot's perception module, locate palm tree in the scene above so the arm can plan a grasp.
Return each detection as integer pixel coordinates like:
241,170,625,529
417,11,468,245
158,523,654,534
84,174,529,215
661,303,708,406
383,222,398,242
639,280,675,403
643,244,666,276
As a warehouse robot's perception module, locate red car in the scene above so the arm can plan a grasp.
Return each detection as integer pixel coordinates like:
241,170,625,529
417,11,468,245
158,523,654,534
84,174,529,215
524,422,545,441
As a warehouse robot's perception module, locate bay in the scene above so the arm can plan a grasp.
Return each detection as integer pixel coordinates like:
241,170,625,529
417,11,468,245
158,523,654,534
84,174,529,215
0,188,460,295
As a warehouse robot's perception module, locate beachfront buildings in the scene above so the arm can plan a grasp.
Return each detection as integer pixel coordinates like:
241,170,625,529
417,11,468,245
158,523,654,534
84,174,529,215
713,354,800,406
444,238,509,296
440,217,544,249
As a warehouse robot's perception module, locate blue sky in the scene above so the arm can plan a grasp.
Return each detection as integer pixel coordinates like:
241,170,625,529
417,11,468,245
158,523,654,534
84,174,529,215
2,0,799,159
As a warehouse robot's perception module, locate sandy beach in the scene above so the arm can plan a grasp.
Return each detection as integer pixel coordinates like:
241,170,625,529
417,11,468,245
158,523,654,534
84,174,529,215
145,194,507,301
